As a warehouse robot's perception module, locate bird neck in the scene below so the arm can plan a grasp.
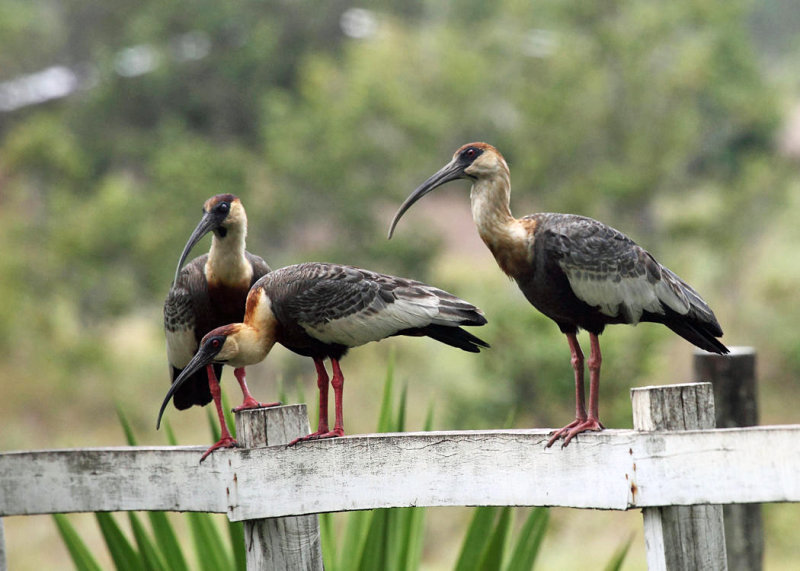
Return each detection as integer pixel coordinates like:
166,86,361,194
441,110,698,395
469,174,532,276
238,287,279,362
207,225,252,286
228,322,275,368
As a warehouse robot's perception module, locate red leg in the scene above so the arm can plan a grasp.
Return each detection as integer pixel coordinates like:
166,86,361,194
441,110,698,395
200,364,237,462
288,358,334,446
231,367,280,412
546,332,587,448
560,333,605,447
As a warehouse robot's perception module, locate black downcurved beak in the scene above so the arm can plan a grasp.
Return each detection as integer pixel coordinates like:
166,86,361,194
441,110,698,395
156,342,223,430
387,159,467,239
173,212,220,286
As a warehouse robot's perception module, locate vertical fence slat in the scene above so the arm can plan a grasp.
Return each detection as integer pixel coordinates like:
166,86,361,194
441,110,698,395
694,347,763,571
235,405,324,571
631,382,728,571
0,518,6,571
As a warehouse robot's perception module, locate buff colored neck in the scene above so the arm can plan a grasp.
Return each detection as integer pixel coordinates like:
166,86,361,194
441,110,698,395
207,224,252,286
469,172,532,277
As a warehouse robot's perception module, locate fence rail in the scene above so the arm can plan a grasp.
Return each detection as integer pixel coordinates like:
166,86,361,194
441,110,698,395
0,355,788,570
2,423,799,520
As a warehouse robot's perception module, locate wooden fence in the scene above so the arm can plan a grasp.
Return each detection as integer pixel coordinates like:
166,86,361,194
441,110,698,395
1,349,795,570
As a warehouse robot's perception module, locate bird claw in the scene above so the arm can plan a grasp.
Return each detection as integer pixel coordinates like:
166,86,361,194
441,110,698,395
231,399,282,412
545,418,604,448
199,436,239,462
287,428,345,447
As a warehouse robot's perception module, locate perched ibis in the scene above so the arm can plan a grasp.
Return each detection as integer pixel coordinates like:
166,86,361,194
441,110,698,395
163,193,274,460
388,142,729,447
158,262,489,449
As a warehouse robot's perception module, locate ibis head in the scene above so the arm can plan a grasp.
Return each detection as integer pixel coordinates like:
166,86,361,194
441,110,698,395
172,194,247,285
388,142,506,238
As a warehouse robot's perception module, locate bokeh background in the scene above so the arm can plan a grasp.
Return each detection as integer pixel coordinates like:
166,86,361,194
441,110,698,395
2,0,800,568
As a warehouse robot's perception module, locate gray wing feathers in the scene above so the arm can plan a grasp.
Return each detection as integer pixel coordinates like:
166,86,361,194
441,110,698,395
273,263,485,347
542,214,716,325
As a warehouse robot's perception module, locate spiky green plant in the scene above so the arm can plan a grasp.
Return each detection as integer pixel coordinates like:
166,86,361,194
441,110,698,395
53,361,630,570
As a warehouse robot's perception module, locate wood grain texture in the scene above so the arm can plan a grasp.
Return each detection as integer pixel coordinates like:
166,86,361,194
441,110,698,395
632,382,727,571
695,348,763,571
235,405,323,571
1,407,800,521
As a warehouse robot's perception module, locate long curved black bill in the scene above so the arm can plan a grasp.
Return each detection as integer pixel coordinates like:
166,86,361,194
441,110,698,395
156,343,221,429
172,212,218,286
387,159,465,239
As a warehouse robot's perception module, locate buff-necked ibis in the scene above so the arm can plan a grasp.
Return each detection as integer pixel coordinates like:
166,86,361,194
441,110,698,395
388,142,729,447
158,262,489,451
164,194,275,460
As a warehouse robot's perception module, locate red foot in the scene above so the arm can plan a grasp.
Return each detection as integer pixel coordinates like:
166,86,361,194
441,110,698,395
546,418,604,448
232,397,281,412
199,436,238,462
287,427,345,447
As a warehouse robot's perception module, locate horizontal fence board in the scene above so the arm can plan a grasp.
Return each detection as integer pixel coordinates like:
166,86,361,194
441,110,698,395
0,446,228,515
2,426,800,519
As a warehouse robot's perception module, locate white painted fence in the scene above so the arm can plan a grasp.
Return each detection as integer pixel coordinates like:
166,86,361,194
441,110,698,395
0,380,794,570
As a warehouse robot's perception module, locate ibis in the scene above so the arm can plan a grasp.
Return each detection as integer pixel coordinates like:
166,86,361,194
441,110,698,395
164,193,274,460
388,142,729,447
158,262,489,450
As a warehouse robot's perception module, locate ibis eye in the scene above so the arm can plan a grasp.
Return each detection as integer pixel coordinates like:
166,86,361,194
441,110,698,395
216,202,230,215
462,147,479,160
210,338,222,349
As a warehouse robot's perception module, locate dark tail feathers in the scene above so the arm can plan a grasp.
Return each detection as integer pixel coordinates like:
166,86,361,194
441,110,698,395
663,313,729,355
422,324,490,353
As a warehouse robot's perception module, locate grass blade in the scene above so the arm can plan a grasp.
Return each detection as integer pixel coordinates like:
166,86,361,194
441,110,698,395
116,404,137,446
95,512,144,571
376,352,395,433
338,510,373,570
187,513,231,571
477,506,512,571
319,512,338,570
454,506,498,571
52,514,103,571
357,508,388,571
505,508,549,571
227,520,246,571
603,534,634,571
147,512,188,571
127,512,167,571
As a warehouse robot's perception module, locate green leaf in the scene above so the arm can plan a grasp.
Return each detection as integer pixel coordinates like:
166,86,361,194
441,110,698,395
116,403,137,446
357,508,388,571
454,507,498,571
95,512,144,571
505,508,549,571
127,512,167,571
319,512,338,571
477,506,512,571
603,533,634,571
338,509,373,570
52,514,103,571
376,352,395,433
187,513,231,571
147,512,189,571
227,520,246,571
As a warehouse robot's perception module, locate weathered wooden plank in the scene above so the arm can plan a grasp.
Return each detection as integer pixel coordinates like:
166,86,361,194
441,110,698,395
0,518,6,571
2,424,800,519
235,406,323,571
695,347,764,571
0,446,229,515
632,382,727,571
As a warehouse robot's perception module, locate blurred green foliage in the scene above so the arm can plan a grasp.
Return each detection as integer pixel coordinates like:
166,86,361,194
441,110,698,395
2,0,799,435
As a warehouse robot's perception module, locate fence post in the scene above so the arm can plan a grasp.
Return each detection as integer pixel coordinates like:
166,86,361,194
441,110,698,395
0,518,6,571
694,347,763,571
235,405,324,571
631,382,728,571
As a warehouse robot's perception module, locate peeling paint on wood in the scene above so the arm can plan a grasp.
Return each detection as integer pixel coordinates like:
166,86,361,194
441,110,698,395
2,421,800,521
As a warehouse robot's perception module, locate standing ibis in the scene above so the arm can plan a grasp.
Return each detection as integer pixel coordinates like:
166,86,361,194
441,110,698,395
158,262,489,450
164,193,274,460
388,142,729,447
